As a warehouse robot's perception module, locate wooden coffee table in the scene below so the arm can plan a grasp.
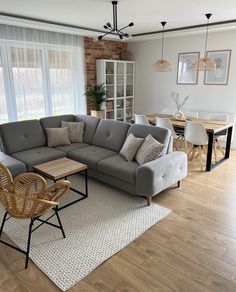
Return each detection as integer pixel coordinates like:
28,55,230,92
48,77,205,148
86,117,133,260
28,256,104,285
34,158,88,211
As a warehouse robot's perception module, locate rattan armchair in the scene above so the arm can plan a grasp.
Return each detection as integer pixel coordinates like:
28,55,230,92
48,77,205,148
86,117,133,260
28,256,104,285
0,163,70,269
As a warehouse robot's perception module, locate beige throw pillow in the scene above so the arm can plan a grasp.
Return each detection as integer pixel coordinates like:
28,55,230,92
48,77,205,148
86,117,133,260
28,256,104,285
46,127,71,147
61,121,84,143
135,134,165,165
120,133,144,162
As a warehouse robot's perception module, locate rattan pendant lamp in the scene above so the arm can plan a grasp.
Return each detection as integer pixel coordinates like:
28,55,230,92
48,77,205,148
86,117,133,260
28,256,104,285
192,13,216,71
153,21,171,72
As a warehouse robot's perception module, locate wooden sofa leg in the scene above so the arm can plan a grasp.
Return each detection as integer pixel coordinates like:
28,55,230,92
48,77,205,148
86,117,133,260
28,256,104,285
177,180,181,188
146,196,152,206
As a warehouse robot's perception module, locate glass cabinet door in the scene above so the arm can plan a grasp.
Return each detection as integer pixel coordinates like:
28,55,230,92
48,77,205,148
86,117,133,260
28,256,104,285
116,98,124,121
105,62,114,99
106,100,114,119
125,97,133,123
126,63,134,97
116,62,125,98
126,63,134,75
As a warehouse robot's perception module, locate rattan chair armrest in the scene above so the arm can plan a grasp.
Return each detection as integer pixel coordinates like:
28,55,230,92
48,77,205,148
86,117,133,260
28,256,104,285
0,192,58,205
37,199,59,206
44,180,71,202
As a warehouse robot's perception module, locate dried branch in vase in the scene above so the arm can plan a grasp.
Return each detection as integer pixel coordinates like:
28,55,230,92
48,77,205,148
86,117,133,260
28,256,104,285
170,91,191,111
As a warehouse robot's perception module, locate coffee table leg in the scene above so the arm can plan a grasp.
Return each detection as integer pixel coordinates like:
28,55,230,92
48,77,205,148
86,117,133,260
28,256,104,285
85,169,88,198
56,170,88,211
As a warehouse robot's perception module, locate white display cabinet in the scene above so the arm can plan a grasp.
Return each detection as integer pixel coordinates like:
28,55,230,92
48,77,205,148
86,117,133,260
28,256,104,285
96,60,135,123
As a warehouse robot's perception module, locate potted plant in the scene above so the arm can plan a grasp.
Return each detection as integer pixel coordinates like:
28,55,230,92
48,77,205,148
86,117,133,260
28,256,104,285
85,83,106,119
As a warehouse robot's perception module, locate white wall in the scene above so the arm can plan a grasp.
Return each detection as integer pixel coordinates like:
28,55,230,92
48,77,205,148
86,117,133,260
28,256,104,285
128,29,236,146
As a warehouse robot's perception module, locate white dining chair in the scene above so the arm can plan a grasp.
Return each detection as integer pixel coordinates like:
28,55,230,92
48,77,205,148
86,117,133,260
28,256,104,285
198,112,229,159
184,121,208,170
134,114,149,125
198,111,228,122
156,117,186,151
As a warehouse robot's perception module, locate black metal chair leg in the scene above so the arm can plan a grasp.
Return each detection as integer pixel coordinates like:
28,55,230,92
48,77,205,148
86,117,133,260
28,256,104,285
0,212,8,237
25,219,34,269
54,208,66,238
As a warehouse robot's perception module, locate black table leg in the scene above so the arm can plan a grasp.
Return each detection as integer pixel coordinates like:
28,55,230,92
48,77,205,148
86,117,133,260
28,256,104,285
57,169,88,211
206,126,233,171
85,169,88,197
225,126,233,159
206,132,214,171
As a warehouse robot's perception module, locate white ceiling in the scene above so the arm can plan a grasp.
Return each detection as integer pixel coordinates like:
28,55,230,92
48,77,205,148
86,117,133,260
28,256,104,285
1,0,236,38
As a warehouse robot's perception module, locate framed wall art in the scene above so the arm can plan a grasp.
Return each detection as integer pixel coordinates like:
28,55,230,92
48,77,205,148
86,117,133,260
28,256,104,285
204,50,231,85
177,52,199,85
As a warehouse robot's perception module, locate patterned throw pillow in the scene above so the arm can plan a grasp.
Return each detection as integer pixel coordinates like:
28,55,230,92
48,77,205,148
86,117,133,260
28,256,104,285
120,133,144,162
61,121,84,143
135,134,165,165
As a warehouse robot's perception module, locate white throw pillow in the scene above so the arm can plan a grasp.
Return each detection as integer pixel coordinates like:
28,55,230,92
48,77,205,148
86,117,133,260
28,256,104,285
61,121,84,143
46,127,71,147
120,133,144,162
135,134,165,165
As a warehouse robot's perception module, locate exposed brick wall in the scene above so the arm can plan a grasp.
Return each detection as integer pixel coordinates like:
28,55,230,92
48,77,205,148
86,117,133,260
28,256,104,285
84,37,127,113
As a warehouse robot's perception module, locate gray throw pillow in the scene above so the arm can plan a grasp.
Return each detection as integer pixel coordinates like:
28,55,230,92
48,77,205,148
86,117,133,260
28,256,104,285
61,121,84,143
135,134,165,165
46,127,71,147
120,133,144,162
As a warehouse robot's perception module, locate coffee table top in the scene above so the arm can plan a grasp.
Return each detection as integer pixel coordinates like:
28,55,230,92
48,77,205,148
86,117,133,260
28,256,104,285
34,158,87,180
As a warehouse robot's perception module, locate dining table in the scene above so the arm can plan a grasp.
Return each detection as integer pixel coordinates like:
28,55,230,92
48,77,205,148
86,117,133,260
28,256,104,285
146,113,234,171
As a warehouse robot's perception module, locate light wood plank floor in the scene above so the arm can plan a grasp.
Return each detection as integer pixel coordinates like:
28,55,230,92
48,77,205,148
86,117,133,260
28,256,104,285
1,150,236,291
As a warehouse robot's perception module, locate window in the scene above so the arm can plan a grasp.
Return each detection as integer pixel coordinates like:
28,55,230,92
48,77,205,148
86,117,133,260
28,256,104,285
0,25,86,123
11,47,45,120
0,53,8,124
48,50,75,115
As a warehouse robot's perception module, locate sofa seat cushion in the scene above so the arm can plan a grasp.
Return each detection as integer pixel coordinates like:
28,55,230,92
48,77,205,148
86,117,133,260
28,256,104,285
12,147,66,171
68,145,116,169
0,151,26,177
56,143,89,154
97,155,138,184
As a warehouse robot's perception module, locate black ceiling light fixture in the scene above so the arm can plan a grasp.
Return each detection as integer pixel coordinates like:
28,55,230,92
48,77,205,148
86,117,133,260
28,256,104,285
98,1,134,40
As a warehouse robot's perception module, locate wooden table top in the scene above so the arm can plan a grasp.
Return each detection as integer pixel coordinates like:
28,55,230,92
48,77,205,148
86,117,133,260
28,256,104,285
147,113,233,134
34,158,87,180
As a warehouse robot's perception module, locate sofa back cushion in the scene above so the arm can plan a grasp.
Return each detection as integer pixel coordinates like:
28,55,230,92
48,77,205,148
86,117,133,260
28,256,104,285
92,119,130,152
0,120,46,154
127,124,171,155
40,114,75,131
75,114,100,144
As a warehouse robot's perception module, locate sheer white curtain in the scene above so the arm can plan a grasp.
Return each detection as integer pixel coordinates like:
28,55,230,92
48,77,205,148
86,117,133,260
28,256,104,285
0,24,86,122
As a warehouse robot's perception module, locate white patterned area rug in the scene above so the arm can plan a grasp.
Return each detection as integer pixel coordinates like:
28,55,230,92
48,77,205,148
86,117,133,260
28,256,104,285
0,174,171,291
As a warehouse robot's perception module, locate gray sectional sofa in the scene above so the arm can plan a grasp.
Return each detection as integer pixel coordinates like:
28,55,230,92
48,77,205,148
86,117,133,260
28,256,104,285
0,114,187,204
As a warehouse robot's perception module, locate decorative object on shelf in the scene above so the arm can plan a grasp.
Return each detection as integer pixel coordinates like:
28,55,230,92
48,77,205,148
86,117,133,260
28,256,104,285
204,50,231,85
84,83,106,119
170,91,191,120
153,21,171,72
177,52,199,84
192,14,216,71
121,50,134,61
98,1,134,40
